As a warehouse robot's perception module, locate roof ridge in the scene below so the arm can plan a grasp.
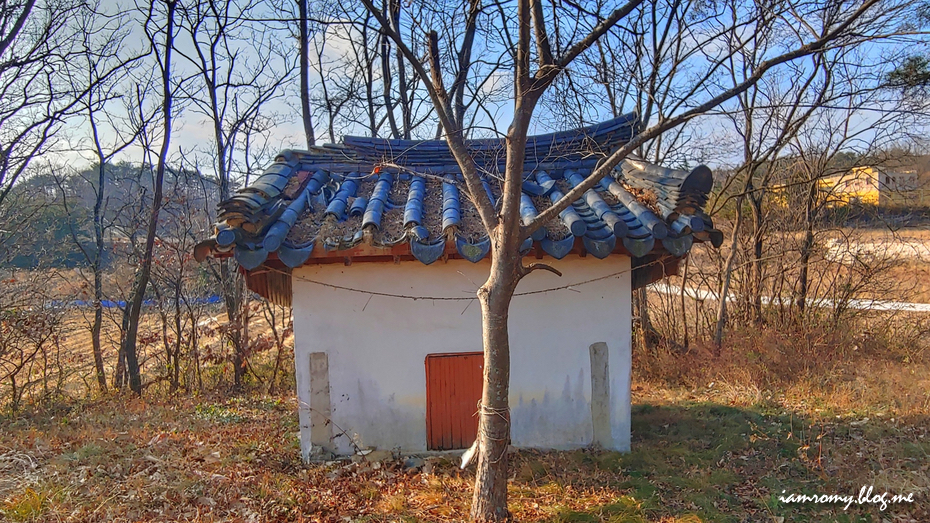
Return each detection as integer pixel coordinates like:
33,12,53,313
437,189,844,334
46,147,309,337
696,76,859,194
342,112,640,150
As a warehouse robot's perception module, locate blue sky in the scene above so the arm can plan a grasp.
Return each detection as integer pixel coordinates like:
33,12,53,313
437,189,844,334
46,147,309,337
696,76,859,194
47,0,930,179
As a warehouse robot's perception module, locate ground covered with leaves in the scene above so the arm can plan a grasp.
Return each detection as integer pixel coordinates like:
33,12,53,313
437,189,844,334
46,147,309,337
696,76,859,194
1,386,927,523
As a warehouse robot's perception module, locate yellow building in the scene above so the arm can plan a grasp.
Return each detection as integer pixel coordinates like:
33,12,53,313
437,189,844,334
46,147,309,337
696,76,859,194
816,167,927,208
819,167,881,206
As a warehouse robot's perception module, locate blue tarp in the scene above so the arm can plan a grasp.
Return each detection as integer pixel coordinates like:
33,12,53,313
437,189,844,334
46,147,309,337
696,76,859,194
49,295,223,309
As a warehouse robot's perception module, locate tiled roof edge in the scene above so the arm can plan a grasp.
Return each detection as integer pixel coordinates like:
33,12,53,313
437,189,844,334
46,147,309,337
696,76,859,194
196,114,722,273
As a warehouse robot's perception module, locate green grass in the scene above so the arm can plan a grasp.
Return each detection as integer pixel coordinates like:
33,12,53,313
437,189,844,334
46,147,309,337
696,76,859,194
193,402,246,423
1,487,52,521
518,402,927,522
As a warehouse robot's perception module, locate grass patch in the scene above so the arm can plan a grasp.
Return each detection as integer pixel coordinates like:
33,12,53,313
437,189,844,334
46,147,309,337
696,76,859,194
193,403,246,423
1,487,51,521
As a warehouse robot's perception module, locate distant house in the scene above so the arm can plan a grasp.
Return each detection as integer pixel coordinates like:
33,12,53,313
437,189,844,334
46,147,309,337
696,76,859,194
195,114,721,459
820,167,929,207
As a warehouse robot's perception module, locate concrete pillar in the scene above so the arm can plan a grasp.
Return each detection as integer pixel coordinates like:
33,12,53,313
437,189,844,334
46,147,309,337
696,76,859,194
589,342,612,448
309,352,333,449
297,351,332,461
609,314,632,452
296,350,312,461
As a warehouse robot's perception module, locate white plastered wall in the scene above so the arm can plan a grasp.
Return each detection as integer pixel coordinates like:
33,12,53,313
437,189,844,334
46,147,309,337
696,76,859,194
292,256,632,458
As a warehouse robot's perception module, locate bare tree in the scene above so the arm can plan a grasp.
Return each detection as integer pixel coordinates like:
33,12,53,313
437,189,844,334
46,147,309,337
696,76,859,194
0,272,66,413
711,50,832,347
175,0,291,389
544,0,746,350
302,0,507,141
149,168,216,392
363,0,918,518
0,0,101,212
120,0,179,395
785,95,910,314
260,299,293,394
60,2,152,392
709,32,925,345
297,0,316,148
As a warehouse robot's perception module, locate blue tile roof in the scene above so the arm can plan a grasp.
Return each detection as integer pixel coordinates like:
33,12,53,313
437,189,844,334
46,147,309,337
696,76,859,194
195,113,722,271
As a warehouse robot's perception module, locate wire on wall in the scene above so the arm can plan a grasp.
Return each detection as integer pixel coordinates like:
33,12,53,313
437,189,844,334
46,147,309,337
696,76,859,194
262,255,670,302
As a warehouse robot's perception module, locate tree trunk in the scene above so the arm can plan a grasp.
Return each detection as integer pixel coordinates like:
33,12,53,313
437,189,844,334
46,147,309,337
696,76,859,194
120,0,176,395
114,294,136,390
297,0,315,148
171,281,182,393
361,19,378,136
797,229,813,312
122,266,149,394
114,309,128,389
267,304,286,395
796,181,817,312
680,255,690,350
91,163,107,392
381,24,401,139
91,303,106,391
238,288,250,387
634,287,653,351
222,261,245,389
749,192,764,322
714,194,745,352
466,56,538,519
390,0,410,139
191,302,202,391
471,246,518,522
201,14,246,392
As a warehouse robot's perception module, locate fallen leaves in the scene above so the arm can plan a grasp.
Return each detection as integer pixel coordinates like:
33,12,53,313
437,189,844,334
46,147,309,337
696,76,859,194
1,393,928,522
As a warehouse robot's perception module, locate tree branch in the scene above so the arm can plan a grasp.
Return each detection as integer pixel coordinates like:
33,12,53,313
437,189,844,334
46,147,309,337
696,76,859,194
0,0,36,58
525,0,884,238
522,262,562,277
427,30,447,100
530,0,553,67
359,0,499,231
554,0,644,71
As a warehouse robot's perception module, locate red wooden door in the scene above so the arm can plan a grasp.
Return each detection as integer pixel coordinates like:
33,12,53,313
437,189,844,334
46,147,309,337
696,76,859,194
425,352,483,450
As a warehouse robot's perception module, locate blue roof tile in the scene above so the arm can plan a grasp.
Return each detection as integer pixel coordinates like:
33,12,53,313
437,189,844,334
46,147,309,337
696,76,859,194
195,113,721,270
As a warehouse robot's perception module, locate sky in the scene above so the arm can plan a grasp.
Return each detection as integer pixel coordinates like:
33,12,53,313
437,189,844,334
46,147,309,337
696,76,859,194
42,0,930,182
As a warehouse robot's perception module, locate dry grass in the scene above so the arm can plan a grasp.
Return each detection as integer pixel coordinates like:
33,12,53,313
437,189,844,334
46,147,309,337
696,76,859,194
635,319,930,417
883,259,930,303
679,221,930,304
1,392,926,522
0,306,293,408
